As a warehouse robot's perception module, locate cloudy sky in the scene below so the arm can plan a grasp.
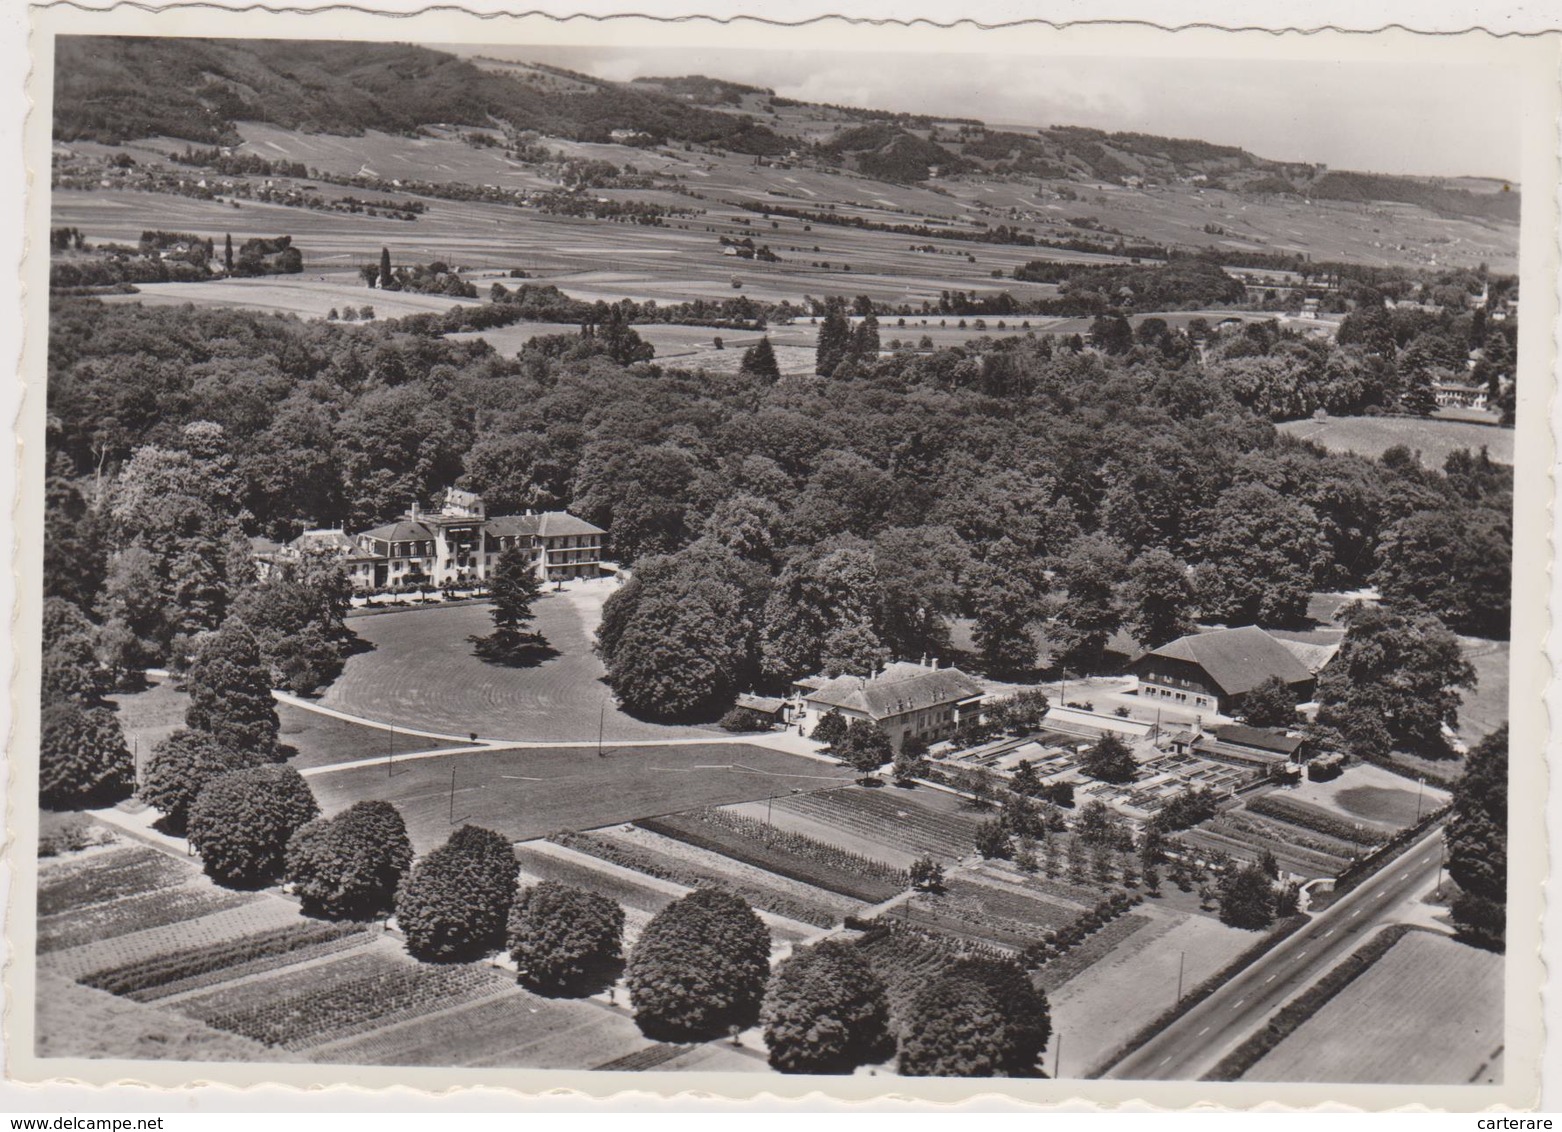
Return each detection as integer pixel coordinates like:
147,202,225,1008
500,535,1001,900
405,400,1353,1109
453,44,1521,182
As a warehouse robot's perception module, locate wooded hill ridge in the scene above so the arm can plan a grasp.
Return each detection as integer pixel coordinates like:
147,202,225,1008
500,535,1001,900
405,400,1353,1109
54,37,1518,222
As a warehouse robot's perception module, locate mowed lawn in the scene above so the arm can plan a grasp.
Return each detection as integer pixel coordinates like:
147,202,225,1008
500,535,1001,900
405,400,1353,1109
306,743,854,852
1277,415,1514,468
321,583,722,742
1246,930,1503,1084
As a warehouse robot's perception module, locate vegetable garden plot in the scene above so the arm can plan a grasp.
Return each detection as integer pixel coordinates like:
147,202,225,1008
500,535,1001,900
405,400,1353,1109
554,830,852,928
1034,913,1155,994
181,949,513,1050
38,885,252,954
81,921,373,1001
856,922,1009,1028
37,846,190,917
894,876,1077,950
638,811,907,903
771,786,981,860
513,845,680,915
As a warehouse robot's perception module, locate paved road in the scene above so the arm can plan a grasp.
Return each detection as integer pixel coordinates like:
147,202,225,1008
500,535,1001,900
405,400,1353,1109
1103,828,1446,1081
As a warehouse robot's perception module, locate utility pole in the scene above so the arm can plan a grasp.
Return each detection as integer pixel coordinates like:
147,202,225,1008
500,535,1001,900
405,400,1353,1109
388,724,395,778
1175,950,1185,1002
1053,1032,1063,1080
1415,776,1425,822
449,763,457,824
597,703,606,759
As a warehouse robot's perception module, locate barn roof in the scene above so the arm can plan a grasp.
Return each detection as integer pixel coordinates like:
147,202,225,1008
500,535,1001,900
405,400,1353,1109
805,661,984,720
1133,626,1314,699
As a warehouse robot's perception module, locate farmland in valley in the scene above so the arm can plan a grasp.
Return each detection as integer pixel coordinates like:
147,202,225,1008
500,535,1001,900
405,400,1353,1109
1245,930,1503,1083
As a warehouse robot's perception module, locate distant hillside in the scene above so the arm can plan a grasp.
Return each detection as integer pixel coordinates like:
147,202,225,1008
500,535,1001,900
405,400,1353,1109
1308,170,1520,223
53,37,792,154
53,36,1519,224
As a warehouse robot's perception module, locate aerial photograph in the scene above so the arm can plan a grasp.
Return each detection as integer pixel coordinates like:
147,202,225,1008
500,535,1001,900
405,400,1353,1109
30,28,1518,1087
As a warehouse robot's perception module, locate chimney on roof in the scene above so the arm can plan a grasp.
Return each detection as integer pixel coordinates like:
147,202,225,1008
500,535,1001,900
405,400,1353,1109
410,501,421,520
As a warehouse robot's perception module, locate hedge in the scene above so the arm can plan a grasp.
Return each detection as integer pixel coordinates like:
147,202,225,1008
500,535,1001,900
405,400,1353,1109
1202,925,1415,1080
1088,914,1308,1077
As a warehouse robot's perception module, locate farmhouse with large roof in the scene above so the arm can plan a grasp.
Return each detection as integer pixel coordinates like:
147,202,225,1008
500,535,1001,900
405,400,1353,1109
1127,625,1334,717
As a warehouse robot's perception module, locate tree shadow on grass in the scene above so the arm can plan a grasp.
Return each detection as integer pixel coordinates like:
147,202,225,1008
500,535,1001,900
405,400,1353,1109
520,954,626,999
468,636,560,669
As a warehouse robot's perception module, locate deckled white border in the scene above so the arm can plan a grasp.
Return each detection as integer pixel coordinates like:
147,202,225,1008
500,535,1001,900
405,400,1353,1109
3,1,1557,1112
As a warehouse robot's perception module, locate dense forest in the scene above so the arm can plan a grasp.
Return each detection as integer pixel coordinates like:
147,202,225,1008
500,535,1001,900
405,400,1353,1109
46,294,1511,728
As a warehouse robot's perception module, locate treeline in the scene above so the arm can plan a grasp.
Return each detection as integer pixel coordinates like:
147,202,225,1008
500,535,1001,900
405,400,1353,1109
1011,258,1247,313
732,199,1167,258
168,145,309,179
1310,171,1520,224
47,300,1510,725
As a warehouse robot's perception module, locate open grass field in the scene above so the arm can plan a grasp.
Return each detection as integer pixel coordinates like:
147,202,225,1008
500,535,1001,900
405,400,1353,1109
307,742,852,853
1458,637,1510,745
320,581,721,742
1283,764,1450,834
1047,909,1257,1078
1277,415,1515,467
1246,930,1503,1083
277,702,467,770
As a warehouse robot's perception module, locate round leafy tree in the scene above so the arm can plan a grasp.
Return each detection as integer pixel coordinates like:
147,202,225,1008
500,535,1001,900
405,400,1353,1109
836,718,893,780
898,974,1009,1077
762,939,893,1074
40,701,135,810
1081,732,1138,784
811,708,849,749
187,765,319,888
947,956,1052,1076
396,824,520,961
626,888,772,1040
286,800,414,920
1217,863,1279,930
184,620,280,760
508,881,625,994
139,728,257,834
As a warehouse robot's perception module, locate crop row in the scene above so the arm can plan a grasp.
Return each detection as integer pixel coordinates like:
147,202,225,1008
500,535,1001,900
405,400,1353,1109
186,954,508,1050
37,847,190,918
38,886,251,954
774,788,978,858
1245,793,1390,846
678,807,909,884
550,831,845,927
81,920,370,1000
855,921,1008,1024
1194,818,1353,879
512,846,678,915
1216,810,1358,863
1033,910,1151,994
637,814,906,903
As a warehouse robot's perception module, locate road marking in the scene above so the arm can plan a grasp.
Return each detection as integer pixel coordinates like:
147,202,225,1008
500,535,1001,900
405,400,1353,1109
1324,929,1335,937
1198,1027,1211,1037
1265,975,1276,983
1232,998,1245,1008
1352,909,1362,917
1158,1055,1172,1067
1297,951,1307,959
